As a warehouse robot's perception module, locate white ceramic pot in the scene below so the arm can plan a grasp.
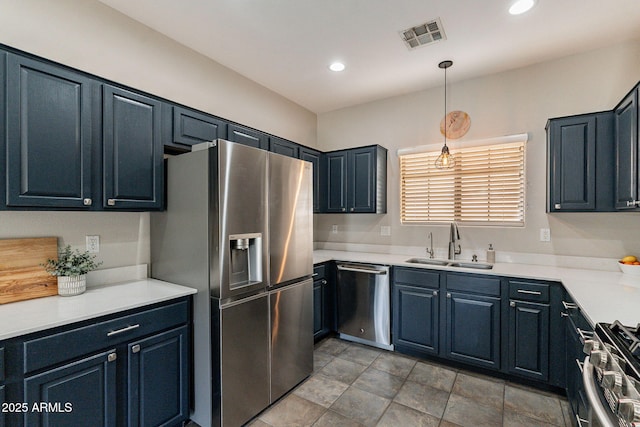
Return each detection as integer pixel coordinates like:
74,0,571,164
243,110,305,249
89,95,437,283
57,274,87,296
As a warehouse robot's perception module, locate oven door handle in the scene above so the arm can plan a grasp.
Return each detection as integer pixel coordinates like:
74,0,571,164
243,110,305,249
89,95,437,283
582,356,617,427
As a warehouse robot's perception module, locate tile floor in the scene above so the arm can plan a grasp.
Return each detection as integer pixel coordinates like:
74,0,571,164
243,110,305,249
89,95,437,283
249,337,573,427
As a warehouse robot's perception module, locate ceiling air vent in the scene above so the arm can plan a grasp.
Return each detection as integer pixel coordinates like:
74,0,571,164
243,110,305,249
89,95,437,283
400,18,446,50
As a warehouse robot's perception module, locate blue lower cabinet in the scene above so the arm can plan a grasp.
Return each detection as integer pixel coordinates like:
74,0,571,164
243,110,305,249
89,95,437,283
445,292,501,369
507,300,550,381
24,349,117,427
393,284,439,356
127,326,189,427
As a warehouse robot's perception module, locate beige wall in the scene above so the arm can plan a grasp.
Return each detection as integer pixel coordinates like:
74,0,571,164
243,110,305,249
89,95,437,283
316,39,640,260
0,0,317,268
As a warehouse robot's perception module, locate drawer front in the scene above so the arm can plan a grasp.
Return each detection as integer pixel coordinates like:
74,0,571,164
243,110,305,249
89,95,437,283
394,267,440,289
313,264,326,279
446,273,501,296
23,299,189,374
508,280,550,303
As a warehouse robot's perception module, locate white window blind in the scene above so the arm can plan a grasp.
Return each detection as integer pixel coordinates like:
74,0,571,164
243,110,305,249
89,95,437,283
399,138,526,226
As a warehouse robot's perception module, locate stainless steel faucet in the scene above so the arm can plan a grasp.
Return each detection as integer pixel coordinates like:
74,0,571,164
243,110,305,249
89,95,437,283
426,232,435,259
448,222,461,260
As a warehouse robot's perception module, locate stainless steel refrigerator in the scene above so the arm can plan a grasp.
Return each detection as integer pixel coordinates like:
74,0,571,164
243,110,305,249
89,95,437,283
150,139,313,427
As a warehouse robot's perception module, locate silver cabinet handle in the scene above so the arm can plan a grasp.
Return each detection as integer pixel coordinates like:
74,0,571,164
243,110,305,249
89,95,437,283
575,413,589,426
562,301,578,310
83,198,92,206
350,207,354,212
517,289,542,295
510,301,516,307
312,273,319,277
321,279,327,285
108,352,117,362
107,324,140,337
561,312,569,317
341,207,346,212
554,203,561,209
107,199,116,206
131,344,141,354
576,358,584,373
432,290,438,296
576,328,594,342
446,292,451,298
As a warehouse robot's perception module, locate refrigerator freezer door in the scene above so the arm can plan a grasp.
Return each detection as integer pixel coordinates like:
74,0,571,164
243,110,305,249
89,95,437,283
268,153,313,286
270,279,313,402
220,293,270,426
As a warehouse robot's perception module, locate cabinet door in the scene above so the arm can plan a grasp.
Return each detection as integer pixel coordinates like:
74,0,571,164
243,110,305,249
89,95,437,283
227,124,268,150
300,147,322,212
171,106,227,148
508,300,549,381
615,88,639,209
349,146,376,213
5,54,95,208
313,279,325,338
325,151,348,212
102,85,163,210
445,292,500,370
24,349,117,427
548,115,596,211
127,326,189,427
393,284,439,356
270,136,299,158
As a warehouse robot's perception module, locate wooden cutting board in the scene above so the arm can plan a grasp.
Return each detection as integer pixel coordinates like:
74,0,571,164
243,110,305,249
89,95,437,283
0,237,59,304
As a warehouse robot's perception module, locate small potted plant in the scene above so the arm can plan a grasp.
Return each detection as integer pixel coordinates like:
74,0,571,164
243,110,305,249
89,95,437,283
43,245,102,296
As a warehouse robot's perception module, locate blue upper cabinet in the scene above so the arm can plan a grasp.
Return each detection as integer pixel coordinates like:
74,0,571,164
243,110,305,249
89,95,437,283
325,145,387,213
227,123,269,150
299,147,322,213
5,53,96,209
167,105,227,152
269,136,299,158
546,112,614,212
102,85,164,210
614,85,640,210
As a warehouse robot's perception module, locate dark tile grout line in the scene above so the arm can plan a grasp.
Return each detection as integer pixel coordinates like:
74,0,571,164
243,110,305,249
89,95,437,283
259,338,569,427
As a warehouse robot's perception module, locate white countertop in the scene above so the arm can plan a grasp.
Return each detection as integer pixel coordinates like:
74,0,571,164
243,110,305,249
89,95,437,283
0,279,197,341
314,249,640,326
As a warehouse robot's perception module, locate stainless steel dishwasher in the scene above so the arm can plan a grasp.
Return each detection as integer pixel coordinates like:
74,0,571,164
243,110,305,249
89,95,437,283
336,263,392,350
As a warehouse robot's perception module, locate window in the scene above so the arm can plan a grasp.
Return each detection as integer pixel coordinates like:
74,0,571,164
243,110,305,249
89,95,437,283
399,136,526,226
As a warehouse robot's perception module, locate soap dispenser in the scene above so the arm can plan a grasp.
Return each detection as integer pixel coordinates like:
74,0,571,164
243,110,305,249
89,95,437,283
486,244,495,264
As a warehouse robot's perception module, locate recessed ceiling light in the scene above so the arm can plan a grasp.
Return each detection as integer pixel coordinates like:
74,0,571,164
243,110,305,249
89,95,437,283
509,0,535,15
329,62,345,72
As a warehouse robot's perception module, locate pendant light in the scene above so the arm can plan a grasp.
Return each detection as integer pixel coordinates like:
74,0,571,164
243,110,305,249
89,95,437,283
435,60,456,169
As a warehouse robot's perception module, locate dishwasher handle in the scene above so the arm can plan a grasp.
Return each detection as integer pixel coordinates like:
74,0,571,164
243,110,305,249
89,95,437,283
337,264,388,275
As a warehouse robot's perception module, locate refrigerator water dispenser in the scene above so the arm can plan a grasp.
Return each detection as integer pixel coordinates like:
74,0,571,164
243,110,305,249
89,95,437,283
229,233,262,289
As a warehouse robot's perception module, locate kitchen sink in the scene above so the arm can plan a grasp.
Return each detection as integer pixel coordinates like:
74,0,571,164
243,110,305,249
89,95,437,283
448,262,494,270
404,258,494,270
405,258,450,266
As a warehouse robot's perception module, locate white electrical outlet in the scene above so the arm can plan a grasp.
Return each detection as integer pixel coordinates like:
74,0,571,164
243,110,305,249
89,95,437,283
86,235,100,253
331,225,338,234
539,228,551,242
380,226,391,236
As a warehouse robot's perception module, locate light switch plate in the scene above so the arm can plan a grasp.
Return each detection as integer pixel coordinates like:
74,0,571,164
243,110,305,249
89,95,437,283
331,225,338,234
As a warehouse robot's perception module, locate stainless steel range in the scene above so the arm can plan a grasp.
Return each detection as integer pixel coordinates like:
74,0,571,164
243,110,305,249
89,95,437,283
583,321,640,427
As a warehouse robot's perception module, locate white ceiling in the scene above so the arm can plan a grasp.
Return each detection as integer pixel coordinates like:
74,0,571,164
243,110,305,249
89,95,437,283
97,0,640,113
